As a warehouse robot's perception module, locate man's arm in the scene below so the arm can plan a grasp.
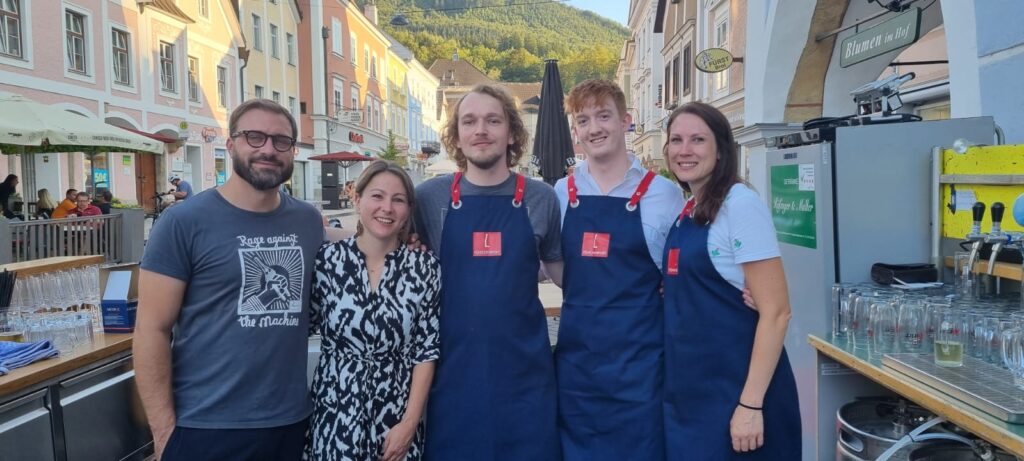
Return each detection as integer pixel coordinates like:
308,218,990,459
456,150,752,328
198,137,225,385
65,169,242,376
133,269,186,458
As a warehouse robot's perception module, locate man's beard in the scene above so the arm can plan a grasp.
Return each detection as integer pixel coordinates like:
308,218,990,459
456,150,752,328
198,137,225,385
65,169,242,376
464,149,505,171
230,149,294,190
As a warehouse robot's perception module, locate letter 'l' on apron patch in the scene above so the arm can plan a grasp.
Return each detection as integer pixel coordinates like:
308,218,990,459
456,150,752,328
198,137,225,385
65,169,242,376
666,248,680,275
581,232,610,258
473,232,502,257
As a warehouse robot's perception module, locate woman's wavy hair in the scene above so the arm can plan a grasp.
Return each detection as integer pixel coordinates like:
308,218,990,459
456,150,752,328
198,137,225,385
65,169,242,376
353,160,416,243
441,85,529,171
662,101,741,225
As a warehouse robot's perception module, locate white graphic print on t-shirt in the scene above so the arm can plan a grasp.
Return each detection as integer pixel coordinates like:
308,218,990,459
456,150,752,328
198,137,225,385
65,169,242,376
235,233,304,328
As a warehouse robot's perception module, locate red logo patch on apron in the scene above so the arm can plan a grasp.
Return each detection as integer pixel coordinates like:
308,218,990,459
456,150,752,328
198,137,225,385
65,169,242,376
666,248,680,275
581,232,611,258
473,232,502,257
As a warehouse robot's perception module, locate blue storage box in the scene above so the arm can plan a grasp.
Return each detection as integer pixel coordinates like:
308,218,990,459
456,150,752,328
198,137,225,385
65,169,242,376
100,264,139,333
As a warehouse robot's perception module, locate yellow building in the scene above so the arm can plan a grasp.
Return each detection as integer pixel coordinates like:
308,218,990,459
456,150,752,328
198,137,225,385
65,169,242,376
235,0,308,196
386,40,410,164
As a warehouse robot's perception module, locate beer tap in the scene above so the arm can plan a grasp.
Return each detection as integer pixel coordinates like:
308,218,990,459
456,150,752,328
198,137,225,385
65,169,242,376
986,202,1008,275
965,202,987,274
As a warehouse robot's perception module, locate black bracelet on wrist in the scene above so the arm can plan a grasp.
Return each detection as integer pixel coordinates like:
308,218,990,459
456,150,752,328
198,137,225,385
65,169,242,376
738,402,763,411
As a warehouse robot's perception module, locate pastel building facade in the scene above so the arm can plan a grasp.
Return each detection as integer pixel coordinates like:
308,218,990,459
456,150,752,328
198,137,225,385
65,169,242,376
0,0,244,209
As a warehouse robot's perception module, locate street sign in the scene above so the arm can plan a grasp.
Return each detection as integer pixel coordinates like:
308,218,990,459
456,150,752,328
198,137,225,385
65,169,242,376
840,7,921,68
337,110,364,124
695,48,734,73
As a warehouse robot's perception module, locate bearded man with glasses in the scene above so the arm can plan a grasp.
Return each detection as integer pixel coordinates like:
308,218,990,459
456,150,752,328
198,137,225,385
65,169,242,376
135,99,323,461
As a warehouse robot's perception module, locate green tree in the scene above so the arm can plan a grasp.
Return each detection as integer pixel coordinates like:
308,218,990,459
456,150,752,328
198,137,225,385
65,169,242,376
380,131,403,165
499,48,543,82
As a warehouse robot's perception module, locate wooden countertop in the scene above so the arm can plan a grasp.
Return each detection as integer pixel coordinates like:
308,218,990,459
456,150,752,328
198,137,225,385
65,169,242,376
809,334,1024,456
0,333,133,398
0,255,104,277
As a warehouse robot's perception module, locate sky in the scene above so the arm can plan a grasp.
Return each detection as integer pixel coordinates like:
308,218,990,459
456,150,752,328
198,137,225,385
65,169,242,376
566,1,629,26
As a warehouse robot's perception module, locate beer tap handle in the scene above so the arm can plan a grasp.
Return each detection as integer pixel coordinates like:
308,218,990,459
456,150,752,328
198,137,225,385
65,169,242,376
973,202,986,226
991,202,1005,231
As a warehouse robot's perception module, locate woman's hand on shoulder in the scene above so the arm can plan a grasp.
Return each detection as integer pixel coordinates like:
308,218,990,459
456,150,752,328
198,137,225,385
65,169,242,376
380,419,417,461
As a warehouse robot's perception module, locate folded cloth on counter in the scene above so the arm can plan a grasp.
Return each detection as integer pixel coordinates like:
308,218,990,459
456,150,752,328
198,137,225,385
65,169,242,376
0,340,59,375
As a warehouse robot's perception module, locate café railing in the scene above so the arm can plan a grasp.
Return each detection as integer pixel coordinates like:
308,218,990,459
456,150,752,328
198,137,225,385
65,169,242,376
0,209,145,264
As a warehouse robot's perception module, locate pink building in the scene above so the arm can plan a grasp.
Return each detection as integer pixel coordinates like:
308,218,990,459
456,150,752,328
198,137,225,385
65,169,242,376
0,0,244,210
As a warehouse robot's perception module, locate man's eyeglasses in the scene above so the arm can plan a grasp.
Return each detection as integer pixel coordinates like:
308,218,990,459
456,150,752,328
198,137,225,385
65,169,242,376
230,130,296,152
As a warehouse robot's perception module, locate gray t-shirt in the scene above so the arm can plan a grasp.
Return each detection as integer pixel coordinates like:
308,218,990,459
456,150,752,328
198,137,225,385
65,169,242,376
141,189,323,429
414,173,562,262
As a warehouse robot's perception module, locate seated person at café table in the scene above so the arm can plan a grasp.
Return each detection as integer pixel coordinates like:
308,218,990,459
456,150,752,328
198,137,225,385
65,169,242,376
95,189,113,214
65,192,102,218
50,188,79,218
35,188,57,218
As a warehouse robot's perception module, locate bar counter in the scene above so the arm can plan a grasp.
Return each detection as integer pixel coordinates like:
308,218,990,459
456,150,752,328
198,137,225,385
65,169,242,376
0,332,132,397
0,332,151,461
809,333,1024,456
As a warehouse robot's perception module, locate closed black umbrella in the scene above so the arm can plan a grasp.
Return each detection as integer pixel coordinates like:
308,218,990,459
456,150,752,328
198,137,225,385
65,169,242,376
532,59,576,185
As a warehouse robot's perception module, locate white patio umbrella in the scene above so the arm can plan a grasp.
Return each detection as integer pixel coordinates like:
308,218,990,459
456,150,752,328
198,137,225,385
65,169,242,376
425,158,458,175
0,92,163,154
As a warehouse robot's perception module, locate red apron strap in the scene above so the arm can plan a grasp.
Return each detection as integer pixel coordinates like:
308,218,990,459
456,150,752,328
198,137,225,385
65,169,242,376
627,170,657,210
513,174,526,206
679,198,696,222
567,174,579,207
451,172,463,207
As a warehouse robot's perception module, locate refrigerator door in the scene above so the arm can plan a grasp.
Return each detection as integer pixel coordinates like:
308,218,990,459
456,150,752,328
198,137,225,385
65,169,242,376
766,141,836,461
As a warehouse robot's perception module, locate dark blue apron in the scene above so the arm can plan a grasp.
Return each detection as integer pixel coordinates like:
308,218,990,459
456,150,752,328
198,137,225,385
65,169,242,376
662,204,801,460
425,173,560,460
556,171,664,461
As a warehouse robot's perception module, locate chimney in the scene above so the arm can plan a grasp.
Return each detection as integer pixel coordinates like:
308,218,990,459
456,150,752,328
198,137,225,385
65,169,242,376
364,1,378,26
453,48,459,61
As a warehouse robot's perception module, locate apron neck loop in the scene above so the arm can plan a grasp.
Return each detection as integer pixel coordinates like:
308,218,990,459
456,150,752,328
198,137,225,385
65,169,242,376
512,174,526,207
451,172,463,209
567,174,580,208
626,170,657,211
679,198,696,223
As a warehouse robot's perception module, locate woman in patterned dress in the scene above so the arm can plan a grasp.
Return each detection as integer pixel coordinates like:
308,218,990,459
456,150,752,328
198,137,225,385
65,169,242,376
306,161,441,461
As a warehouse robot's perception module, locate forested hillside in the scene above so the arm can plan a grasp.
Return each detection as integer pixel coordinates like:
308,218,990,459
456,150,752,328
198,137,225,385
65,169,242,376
358,0,629,85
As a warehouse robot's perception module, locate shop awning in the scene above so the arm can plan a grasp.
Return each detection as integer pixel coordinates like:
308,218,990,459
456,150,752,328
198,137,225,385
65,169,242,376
117,126,180,145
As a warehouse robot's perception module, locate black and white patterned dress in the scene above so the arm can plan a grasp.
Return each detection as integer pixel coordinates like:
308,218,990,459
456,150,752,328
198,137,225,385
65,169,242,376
305,238,441,461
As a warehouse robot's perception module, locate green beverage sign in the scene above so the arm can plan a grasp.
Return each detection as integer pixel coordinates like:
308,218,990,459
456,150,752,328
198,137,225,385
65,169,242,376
771,164,817,249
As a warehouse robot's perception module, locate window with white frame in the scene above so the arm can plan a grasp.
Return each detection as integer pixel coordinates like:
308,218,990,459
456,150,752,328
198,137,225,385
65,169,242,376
350,84,359,115
288,96,296,116
365,99,371,129
251,14,262,51
350,34,356,65
363,46,369,73
0,0,23,58
331,18,341,56
255,85,264,99
713,15,729,93
272,91,280,104
333,78,344,115
65,10,87,73
286,32,295,64
111,28,131,85
198,0,208,18
187,56,200,102
682,43,692,95
269,23,279,59
159,41,176,92
216,65,227,107
371,52,377,80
